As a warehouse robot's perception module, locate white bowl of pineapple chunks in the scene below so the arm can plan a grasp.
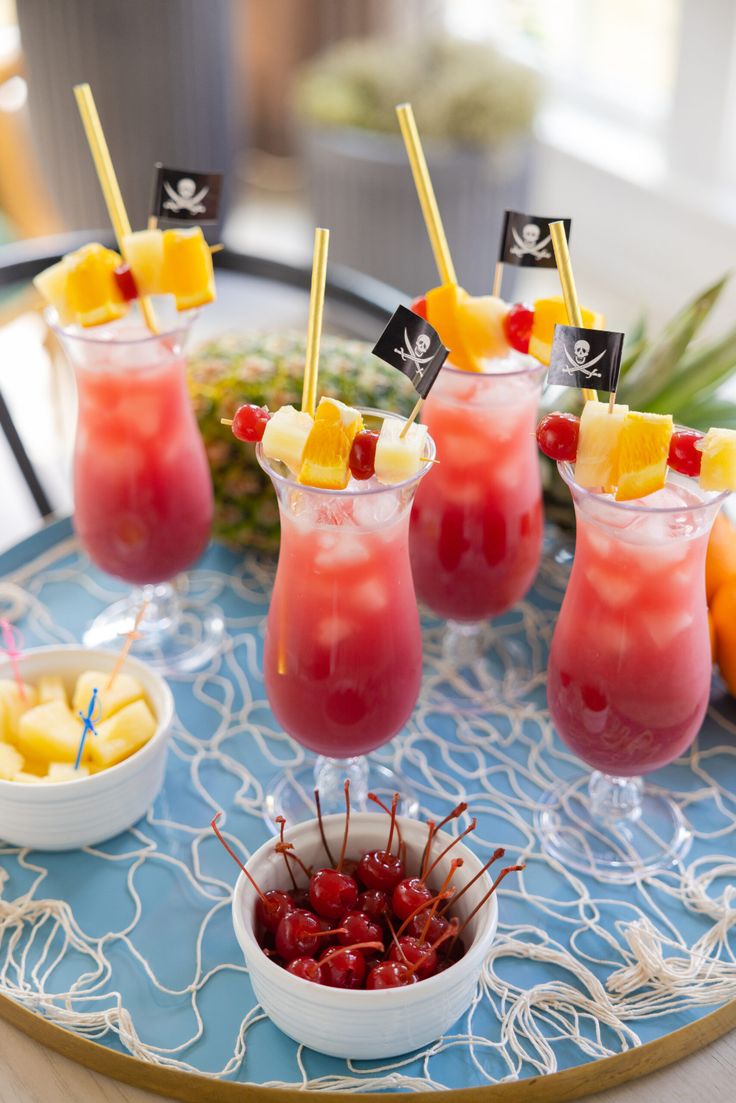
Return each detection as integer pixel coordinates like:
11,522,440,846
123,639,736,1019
0,646,174,850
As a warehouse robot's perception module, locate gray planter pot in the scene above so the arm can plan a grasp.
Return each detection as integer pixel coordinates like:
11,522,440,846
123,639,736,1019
17,0,237,234
300,124,533,297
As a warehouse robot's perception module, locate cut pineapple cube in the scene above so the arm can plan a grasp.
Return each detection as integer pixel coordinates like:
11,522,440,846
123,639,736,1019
38,675,67,706
65,243,127,327
88,699,157,769
122,229,164,296
12,771,44,784
615,411,673,502
72,670,143,721
298,398,362,490
574,400,629,489
699,428,736,492
0,680,38,743
161,227,215,311
16,701,86,764
262,405,314,473
0,743,24,779
33,258,75,325
47,762,90,782
374,417,429,485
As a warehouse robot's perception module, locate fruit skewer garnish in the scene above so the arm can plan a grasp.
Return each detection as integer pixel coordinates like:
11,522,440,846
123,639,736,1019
212,782,523,991
34,85,216,330
536,406,736,497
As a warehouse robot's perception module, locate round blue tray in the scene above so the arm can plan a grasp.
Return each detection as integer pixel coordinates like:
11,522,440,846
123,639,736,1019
0,519,734,1100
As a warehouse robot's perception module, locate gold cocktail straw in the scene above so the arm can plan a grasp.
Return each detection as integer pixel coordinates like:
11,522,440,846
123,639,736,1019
105,600,149,691
396,103,458,438
549,221,597,404
301,227,330,418
74,83,159,334
396,103,456,287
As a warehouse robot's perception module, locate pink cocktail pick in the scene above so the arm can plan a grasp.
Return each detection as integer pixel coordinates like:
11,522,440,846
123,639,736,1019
0,619,26,701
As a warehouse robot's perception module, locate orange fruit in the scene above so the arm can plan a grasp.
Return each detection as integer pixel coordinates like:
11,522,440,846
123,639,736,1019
529,297,605,366
455,295,509,361
711,577,736,696
299,420,352,489
614,412,673,502
706,512,736,603
708,610,717,662
425,284,480,372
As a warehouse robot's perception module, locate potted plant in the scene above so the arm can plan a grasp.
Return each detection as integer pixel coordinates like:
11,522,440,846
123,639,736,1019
294,36,540,296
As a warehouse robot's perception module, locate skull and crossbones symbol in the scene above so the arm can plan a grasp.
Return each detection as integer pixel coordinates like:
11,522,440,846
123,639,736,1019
561,338,606,379
510,222,552,261
394,329,434,381
163,177,209,216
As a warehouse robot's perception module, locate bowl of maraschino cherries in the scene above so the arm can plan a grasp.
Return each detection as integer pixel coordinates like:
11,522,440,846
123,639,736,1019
216,786,522,1059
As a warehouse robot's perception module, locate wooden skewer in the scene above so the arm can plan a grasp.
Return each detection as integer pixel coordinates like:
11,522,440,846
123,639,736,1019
74,83,159,335
492,261,503,298
106,600,149,691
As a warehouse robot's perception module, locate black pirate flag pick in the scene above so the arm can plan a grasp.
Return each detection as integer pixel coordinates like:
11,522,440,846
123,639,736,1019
547,325,625,394
152,165,223,224
372,305,449,398
499,211,571,269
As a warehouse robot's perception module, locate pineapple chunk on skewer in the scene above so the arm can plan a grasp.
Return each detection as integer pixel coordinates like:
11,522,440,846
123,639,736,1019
46,763,90,782
72,670,143,722
262,406,314,474
88,700,157,770
16,701,86,765
574,400,629,489
374,418,429,485
699,428,736,492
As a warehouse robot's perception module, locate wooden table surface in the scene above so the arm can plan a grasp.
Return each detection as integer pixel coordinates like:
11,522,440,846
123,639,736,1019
0,1013,734,1103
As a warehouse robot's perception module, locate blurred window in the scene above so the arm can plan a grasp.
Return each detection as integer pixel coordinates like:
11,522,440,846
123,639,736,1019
443,0,681,136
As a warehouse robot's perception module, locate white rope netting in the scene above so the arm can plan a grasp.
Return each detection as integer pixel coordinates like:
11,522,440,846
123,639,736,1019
0,532,734,1092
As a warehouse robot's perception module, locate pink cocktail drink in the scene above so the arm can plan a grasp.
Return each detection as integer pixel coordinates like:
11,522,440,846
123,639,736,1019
73,329,213,584
539,460,728,880
410,358,545,658
54,311,222,672
548,480,713,776
259,410,435,820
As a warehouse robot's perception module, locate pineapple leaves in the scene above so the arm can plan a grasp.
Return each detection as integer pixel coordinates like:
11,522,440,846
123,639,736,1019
617,274,729,408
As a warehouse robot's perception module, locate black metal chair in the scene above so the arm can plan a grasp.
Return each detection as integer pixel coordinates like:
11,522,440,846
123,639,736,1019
0,232,399,521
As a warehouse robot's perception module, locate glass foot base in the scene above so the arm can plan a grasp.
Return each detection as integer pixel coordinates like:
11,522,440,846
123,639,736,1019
263,755,420,832
430,619,538,713
536,773,692,883
83,582,224,674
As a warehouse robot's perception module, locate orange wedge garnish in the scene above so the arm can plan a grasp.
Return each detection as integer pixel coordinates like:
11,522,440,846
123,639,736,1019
529,297,605,366
615,412,673,501
425,283,481,372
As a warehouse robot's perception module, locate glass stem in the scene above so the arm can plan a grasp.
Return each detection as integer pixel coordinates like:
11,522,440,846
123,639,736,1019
135,581,182,639
588,771,644,824
314,755,370,810
442,620,488,665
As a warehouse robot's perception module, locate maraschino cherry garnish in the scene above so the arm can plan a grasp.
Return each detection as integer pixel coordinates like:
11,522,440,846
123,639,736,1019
356,793,404,892
210,813,292,933
319,940,384,989
309,781,359,920
668,429,703,477
337,910,383,946
504,302,534,354
536,412,580,462
357,889,390,921
287,957,323,983
275,909,344,962
349,430,379,481
365,959,416,989
230,403,271,443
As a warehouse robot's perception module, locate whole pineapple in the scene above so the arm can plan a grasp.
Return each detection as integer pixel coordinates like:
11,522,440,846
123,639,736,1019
188,331,415,551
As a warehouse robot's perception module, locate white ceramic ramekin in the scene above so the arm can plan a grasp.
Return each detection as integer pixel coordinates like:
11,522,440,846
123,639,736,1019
232,812,499,1059
0,646,174,850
